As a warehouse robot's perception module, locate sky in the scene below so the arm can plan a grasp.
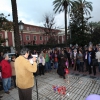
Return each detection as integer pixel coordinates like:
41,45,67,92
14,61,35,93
0,0,100,28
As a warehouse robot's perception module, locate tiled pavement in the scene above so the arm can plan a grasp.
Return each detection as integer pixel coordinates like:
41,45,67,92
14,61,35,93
0,70,100,100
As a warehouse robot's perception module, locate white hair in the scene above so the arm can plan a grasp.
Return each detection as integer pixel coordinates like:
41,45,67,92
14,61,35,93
3,53,8,59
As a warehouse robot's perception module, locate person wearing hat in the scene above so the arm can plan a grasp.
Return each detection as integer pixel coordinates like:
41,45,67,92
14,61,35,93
96,46,100,72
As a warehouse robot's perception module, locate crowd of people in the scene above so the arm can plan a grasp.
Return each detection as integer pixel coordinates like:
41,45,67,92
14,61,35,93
0,44,100,100
32,44,100,78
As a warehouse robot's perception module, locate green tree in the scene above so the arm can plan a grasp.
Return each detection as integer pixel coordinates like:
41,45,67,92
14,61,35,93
0,36,7,46
88,21,100,44
70,15,92,46
69,0,93,46
11,0,20,52
88,21,100,31
92,28,100,45
0,13,13,45
53,0,74,46
0,13,13,31
74,0,93,33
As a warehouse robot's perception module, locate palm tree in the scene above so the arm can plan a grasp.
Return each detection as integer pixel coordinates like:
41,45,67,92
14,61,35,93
11,0,20,52
53,0,74,46
74,0,93,33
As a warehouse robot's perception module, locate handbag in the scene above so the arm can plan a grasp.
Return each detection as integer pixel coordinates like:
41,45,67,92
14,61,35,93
92,59,98,66
64,68,69,74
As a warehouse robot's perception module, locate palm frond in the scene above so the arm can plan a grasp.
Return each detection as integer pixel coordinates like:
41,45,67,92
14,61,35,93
53,0,74,14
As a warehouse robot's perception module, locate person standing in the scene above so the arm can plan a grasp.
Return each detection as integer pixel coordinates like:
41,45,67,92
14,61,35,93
53,50,59,69
15,48,37,100
10,56,16,88
0,52,4,98
15,51,19,58
87,46,96,75
73,49,77,70
37,54,45,75
78,50,84,72
44,50,50,72
0,52,4,62
0,52,4,73
84,50,88,72
96,46,100,72
57,50,67,79
1,53,12,94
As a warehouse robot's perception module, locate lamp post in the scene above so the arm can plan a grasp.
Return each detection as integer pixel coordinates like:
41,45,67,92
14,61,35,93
19,20,24,47
63,0,68,46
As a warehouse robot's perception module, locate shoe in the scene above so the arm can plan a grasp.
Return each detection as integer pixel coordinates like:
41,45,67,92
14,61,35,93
9,87,14,90
5,91,10,94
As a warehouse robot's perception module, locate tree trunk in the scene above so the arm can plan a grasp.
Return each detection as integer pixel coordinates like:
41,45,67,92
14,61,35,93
11,0,20,53
65,8,67,46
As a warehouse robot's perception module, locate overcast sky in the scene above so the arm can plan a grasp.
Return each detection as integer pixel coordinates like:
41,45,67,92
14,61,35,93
0,0,100,28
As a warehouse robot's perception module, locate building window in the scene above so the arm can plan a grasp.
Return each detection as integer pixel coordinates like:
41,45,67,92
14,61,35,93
26,35,30,40
39,29,42,32
40,36,43,40
33,36,37,40
34,28,36,31
42,30,44,32
45,36,48,41
0,33,3,38
39,29,40,32
31,27,35,31
27,27,29,31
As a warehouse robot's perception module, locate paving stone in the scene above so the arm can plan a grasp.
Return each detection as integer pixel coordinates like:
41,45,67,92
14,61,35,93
0,70,100,100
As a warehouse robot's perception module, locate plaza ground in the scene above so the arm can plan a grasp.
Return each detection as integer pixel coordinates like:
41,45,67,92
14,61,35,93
0,69,100,100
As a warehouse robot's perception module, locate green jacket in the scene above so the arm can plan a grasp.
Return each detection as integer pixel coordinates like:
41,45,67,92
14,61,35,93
45,53,49,62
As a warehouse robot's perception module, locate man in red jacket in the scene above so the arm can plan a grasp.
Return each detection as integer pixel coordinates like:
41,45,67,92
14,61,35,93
1,53,12,94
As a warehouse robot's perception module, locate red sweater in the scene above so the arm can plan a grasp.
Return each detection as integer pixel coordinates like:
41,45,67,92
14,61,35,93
1,60,12,78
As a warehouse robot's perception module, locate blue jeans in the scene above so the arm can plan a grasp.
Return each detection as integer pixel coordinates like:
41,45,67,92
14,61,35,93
54,62,58,69
45,62,50,72
49,60,51,70
2,77,11,92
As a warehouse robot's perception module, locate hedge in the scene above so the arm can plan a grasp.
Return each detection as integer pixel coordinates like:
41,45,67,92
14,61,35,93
0,44,66,53
24,44,66,51
0,46,10,53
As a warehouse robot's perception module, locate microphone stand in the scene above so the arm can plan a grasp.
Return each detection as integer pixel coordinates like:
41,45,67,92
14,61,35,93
32,55,39,100
35,75,38,100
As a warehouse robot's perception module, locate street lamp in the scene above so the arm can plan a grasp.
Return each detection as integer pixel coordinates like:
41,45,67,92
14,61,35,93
19,20,24,46
63,0,68,46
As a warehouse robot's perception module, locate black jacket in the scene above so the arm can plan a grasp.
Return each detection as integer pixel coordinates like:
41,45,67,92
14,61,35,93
87,50,95,65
